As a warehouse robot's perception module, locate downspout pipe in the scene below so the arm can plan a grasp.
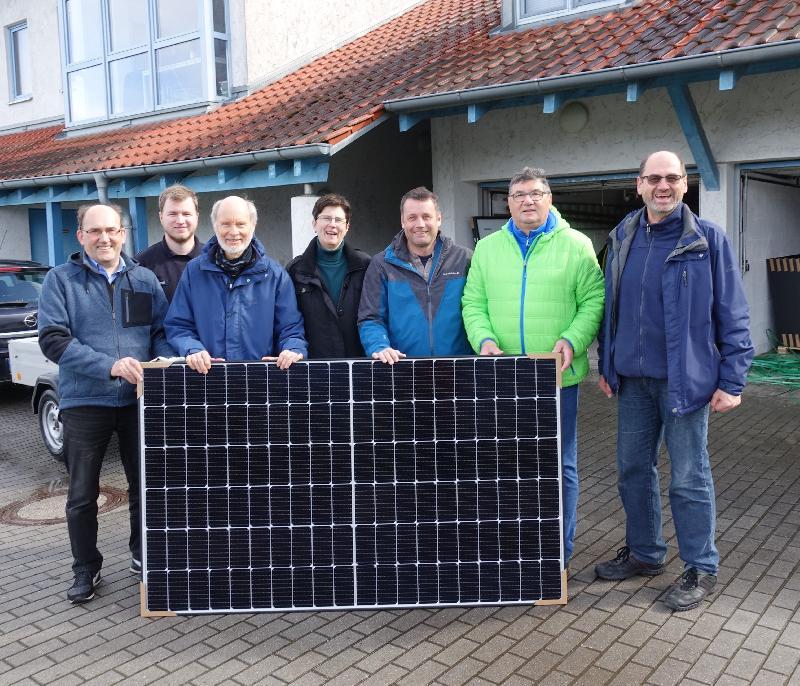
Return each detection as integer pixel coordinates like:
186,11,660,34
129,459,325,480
383,41,800,112
93,173,109,204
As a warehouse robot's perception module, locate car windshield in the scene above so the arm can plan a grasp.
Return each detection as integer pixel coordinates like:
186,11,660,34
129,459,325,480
0,270,48,305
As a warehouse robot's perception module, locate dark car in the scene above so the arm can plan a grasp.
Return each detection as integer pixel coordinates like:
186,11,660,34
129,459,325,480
0,259,50,382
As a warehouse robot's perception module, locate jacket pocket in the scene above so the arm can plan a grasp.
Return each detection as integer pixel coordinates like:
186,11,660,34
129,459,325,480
121,289,153,328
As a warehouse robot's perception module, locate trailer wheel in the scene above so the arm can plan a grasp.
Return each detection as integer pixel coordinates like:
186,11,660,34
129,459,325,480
38,389,64,461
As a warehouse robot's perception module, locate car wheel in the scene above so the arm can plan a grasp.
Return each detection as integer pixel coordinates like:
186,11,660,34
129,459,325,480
38,389,64,461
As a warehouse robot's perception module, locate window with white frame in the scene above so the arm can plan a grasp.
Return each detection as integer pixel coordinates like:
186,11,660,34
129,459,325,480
7,21,32,101
61,0,230,125
517,0,631,24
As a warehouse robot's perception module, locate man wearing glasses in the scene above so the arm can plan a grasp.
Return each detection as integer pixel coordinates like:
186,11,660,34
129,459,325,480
462,166,605,569
38,203,173,603
595,151,753,611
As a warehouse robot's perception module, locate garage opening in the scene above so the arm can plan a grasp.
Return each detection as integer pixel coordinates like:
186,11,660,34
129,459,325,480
740,166,800,354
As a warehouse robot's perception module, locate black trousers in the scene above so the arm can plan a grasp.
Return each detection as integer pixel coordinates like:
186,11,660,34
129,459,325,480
62,404,140,574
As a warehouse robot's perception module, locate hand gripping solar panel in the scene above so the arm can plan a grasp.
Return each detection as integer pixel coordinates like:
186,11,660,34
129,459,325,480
139,356,565,615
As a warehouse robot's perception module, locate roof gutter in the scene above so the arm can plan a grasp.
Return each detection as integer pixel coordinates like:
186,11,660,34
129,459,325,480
0,143,331,191
383,41,800,112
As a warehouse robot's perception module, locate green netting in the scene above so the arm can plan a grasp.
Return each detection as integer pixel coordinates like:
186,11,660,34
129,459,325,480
748,352,800,390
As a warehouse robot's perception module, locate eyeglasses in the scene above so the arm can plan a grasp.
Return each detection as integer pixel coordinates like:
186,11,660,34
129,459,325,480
317,215,347,225
640,174,686,186
508,190,551,202
82,227,125,238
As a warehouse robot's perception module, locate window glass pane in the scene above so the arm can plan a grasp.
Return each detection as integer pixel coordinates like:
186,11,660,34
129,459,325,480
520,0,567,16
108,0,149,52
214,38,228,96
156,40,203,105
110,53,153,115
66,0,103,63
213,0,226,33
156,0,198,38
11,26,32,97
68,65,106,121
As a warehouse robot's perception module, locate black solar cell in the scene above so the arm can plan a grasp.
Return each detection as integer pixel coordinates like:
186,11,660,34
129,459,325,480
140,356,564,614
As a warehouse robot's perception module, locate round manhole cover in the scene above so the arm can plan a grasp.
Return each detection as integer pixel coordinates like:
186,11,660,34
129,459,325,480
0,485,128,526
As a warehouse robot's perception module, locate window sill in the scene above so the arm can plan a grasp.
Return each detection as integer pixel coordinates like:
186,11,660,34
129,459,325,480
8,95,33,105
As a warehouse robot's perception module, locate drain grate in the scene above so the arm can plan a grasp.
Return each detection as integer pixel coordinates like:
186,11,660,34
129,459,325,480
0,484,128,526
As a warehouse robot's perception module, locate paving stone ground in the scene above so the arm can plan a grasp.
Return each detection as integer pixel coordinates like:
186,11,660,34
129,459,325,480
1,375,799,685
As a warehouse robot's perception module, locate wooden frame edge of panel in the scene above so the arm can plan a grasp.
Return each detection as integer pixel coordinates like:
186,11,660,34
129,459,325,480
139,582,177,618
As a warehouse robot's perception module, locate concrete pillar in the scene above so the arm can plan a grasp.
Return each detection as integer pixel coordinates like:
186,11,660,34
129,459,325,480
44,201,65,266
290,194,319,258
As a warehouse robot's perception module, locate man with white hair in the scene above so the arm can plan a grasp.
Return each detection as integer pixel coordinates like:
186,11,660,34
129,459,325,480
165,195,306,370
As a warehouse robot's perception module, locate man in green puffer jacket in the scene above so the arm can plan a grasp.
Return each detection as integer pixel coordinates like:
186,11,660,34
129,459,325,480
462,166,605,568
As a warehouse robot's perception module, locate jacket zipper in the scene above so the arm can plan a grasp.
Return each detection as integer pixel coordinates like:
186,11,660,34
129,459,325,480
638,224,654,376
518,233,542,355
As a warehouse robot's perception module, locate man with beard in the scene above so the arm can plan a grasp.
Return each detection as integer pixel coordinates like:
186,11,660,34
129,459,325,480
595,151,753,611
136,185,203,302
165,195,306,371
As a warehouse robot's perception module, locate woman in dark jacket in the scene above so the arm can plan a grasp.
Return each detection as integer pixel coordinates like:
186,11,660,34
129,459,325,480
287,194,371,358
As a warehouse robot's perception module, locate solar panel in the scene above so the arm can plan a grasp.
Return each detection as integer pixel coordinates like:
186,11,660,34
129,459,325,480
139,356,565,615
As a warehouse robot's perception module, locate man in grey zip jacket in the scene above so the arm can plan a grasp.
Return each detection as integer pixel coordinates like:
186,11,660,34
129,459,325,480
38,203,173,603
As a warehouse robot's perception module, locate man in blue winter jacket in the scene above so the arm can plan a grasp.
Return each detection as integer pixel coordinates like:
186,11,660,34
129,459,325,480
595,151,754,611
358,186,472,363
38,203,174,603
165,195,307,372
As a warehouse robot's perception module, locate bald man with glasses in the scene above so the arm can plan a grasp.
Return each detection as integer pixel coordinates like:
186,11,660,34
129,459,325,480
596,151,753,611
38,203,173,603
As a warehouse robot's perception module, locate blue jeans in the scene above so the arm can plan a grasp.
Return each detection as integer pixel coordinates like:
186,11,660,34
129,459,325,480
62,405,141,575
561,384,579,563
617,377,718,574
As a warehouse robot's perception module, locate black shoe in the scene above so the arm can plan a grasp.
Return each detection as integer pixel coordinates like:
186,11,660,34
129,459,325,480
67,570,101,603
130,557,142,576
595,546,665,580
663,567,716,611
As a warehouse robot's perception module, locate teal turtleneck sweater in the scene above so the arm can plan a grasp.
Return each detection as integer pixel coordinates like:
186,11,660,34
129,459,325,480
316,239,347,305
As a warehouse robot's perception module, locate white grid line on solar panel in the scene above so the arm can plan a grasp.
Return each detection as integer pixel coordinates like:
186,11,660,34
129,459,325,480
140,357,562,612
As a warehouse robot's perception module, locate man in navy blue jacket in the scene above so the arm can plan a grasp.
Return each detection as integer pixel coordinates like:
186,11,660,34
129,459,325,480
595,151,753,611
38,203,173,603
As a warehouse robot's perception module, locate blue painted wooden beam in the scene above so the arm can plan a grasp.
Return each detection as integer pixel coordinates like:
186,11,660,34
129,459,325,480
399,112,427,132
120,177,146,194
467,103,490,124
719,69,737,91
268,161,293,179
543,93,563,114
128,197,149,253
159,174,184,190
627,82,644,102
667,83,720,191
217,166,245,184
45,202,65,266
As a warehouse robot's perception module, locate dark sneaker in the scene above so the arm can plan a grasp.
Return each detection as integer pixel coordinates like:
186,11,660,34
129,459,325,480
663,567,716,611
130,558,142,576
67,570,101,603
595,546,665,580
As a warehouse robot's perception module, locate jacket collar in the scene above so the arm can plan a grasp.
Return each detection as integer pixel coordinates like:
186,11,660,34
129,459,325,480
293,237,366,281
199,235,268,274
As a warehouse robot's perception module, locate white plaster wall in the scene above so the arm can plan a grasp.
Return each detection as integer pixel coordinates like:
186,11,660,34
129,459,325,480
0,0,64,129
238,0,421,88
741,178,800,355
0,206,32,259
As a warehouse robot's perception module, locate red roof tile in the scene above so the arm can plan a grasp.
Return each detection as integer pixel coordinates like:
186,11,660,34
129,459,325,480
1,0,798,183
